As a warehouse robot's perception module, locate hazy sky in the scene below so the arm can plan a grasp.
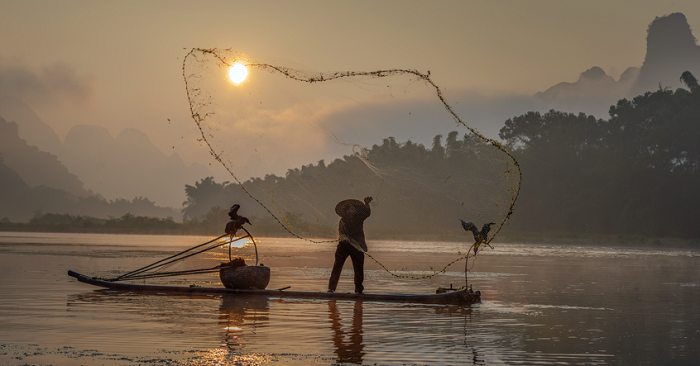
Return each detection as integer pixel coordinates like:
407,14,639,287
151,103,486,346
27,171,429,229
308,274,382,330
1,0,699,172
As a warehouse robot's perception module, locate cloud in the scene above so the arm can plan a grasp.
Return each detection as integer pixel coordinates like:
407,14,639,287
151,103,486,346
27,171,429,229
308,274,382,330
200,82,535,182
0,57,94,106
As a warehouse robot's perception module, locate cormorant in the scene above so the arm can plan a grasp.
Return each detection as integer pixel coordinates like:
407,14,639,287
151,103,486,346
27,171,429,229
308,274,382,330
460,220,495,254
225,204,251,235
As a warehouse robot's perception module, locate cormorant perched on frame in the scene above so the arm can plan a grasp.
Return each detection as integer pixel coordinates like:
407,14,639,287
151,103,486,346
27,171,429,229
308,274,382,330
460,220,495,255
225,204,251,236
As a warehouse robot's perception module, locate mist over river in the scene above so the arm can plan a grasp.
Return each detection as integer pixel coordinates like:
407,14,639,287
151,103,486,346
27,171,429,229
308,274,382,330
0,232,698,365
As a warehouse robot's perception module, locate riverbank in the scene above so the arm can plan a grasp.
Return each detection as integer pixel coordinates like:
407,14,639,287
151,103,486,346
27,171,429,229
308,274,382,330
2,224,699,251
496,231,700,249
6,212,700,248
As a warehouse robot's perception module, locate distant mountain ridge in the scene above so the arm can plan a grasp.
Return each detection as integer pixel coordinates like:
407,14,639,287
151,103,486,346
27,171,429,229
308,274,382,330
534,66,639,117
0,116,182,222
0,154,32,214
634,12,700,95
0,96,212,209
0,155,180,222
0,115,184,222
0,116,85,196
61,124,211,208
535,12,700,117
0,95,63,155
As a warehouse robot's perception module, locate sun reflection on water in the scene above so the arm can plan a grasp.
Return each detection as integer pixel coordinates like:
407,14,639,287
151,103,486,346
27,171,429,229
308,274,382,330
172,348,271,366
219,236,250,249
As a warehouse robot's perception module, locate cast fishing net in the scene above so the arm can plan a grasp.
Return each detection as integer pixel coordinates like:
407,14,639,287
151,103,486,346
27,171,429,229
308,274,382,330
182,48,521,277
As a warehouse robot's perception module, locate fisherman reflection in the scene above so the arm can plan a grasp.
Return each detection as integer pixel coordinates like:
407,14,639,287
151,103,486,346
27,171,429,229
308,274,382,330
328,300,364,364
219,295,269,350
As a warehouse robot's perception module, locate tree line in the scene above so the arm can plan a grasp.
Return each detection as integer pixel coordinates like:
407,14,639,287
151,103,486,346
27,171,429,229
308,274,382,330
499,71,700,238
0,210,237,235
181,72,700,241
180,129,508,241
5,72,698,241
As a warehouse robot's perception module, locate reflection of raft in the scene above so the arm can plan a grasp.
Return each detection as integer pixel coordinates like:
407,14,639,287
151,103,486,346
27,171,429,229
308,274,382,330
67,270,481,305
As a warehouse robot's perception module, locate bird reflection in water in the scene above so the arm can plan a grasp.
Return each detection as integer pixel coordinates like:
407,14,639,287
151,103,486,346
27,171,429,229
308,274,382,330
445,306,485,366
219,295,269,350
432,305,485,365
328,300,365,364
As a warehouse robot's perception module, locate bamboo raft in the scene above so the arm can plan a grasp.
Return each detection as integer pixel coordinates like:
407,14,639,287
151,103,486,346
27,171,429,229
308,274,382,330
68,270,481,305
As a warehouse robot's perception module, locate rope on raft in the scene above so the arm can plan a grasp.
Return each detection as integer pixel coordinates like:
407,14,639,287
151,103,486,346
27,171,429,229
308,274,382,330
110,230,258,282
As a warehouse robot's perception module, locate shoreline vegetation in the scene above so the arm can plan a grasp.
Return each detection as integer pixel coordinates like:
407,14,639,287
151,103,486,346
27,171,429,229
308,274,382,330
497,232,700,249
2,73,698,246
1,211,698,249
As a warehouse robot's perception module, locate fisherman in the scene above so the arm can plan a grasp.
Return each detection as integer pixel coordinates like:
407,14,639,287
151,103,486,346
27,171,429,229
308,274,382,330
328,196,372,294
225,204,251,236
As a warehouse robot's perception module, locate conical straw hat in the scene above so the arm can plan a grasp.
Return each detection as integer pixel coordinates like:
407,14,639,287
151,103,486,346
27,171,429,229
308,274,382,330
335,199,366,218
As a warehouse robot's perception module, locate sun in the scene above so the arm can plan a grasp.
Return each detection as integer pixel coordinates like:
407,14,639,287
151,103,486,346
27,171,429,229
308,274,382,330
228,63,248,84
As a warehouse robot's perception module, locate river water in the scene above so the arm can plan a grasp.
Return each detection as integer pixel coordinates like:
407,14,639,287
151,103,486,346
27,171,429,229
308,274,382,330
0,232,698,365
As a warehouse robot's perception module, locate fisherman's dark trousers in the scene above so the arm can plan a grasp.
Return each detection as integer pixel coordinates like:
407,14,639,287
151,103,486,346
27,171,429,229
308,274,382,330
328,241,365,293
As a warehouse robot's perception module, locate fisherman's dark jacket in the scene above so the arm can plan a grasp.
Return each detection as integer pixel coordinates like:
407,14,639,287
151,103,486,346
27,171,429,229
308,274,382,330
338,204,371,252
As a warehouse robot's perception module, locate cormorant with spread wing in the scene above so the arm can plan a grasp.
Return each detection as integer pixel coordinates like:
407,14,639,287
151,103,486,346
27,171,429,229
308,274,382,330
460,220,495,255
225,204,251,236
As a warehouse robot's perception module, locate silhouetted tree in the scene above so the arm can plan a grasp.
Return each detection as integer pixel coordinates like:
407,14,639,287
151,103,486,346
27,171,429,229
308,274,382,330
680,70,699,93
500,72,700,238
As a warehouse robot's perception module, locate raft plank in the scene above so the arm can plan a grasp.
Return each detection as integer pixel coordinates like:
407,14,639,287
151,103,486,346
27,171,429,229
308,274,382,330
68,270,480,305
